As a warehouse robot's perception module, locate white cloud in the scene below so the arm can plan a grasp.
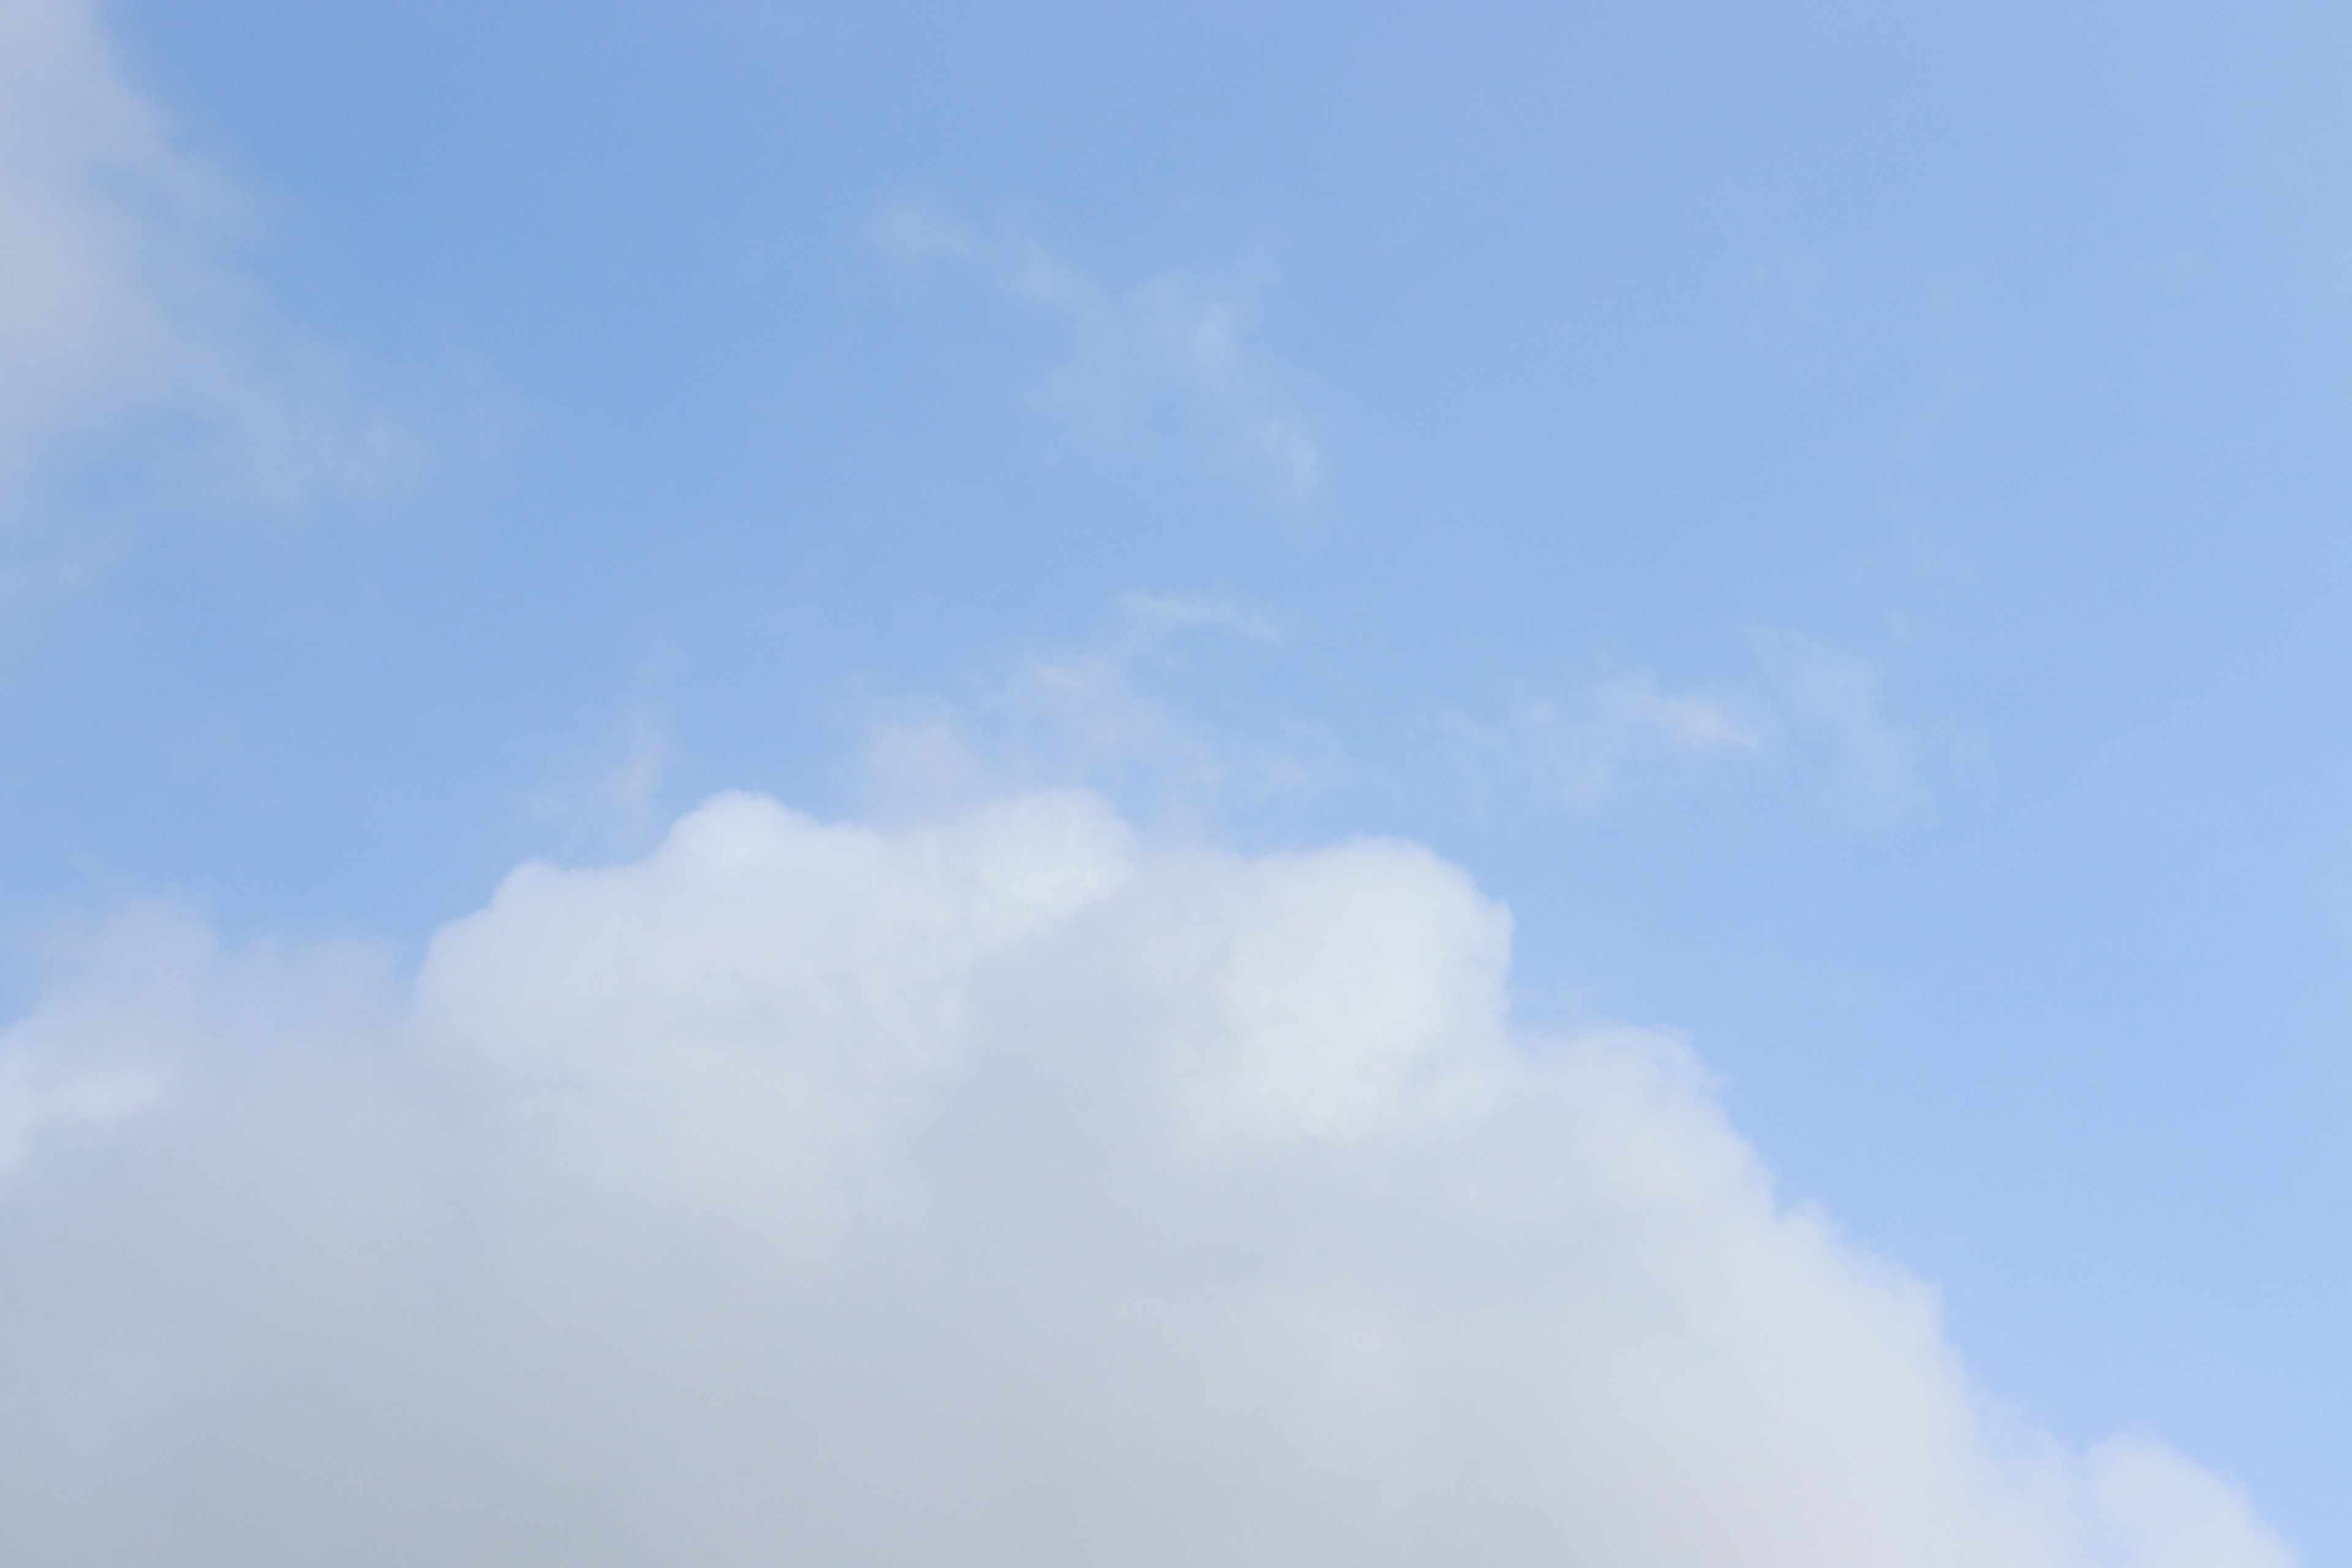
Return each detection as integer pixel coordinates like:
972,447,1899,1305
869,199,1324,503
0,0,410,532
0,1061,156,1178
0,790,2293,1566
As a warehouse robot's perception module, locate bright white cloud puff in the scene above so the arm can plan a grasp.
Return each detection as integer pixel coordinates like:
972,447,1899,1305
0,791,2291,1567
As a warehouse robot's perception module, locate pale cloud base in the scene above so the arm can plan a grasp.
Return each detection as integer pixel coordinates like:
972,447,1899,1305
0,791,2292,1567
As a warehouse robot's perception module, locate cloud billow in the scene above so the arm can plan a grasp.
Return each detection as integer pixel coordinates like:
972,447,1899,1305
0,791,2291,1566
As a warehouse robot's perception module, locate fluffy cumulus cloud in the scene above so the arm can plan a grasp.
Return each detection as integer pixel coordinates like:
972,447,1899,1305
0,791,2293,1567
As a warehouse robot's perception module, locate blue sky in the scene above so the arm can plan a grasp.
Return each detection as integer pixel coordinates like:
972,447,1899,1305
3,2,2348,1561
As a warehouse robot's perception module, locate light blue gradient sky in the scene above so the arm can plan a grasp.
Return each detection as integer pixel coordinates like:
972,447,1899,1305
8,1,2352,1554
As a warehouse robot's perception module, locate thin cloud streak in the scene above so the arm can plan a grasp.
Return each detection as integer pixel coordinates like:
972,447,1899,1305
859,592,1330,823
869,198,1324,504
0,0,412,530
1472,634,1922,818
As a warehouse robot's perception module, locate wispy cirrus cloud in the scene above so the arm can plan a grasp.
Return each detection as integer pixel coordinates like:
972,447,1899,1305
867,198,1324,504
1501,671,1773,808
859,590,1333,822
1756,631,1923,817
526,707,676,858
1475,633,1922,818
0,0,412,541
867,604,1919,832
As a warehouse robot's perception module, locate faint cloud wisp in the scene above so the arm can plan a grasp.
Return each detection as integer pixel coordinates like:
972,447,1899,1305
1477,635,1922,819
867,198,1324,505
859,591,1330,824
526,707,676,858
0,0,414,541
1755,632,1923,818
1525,673,1771,807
